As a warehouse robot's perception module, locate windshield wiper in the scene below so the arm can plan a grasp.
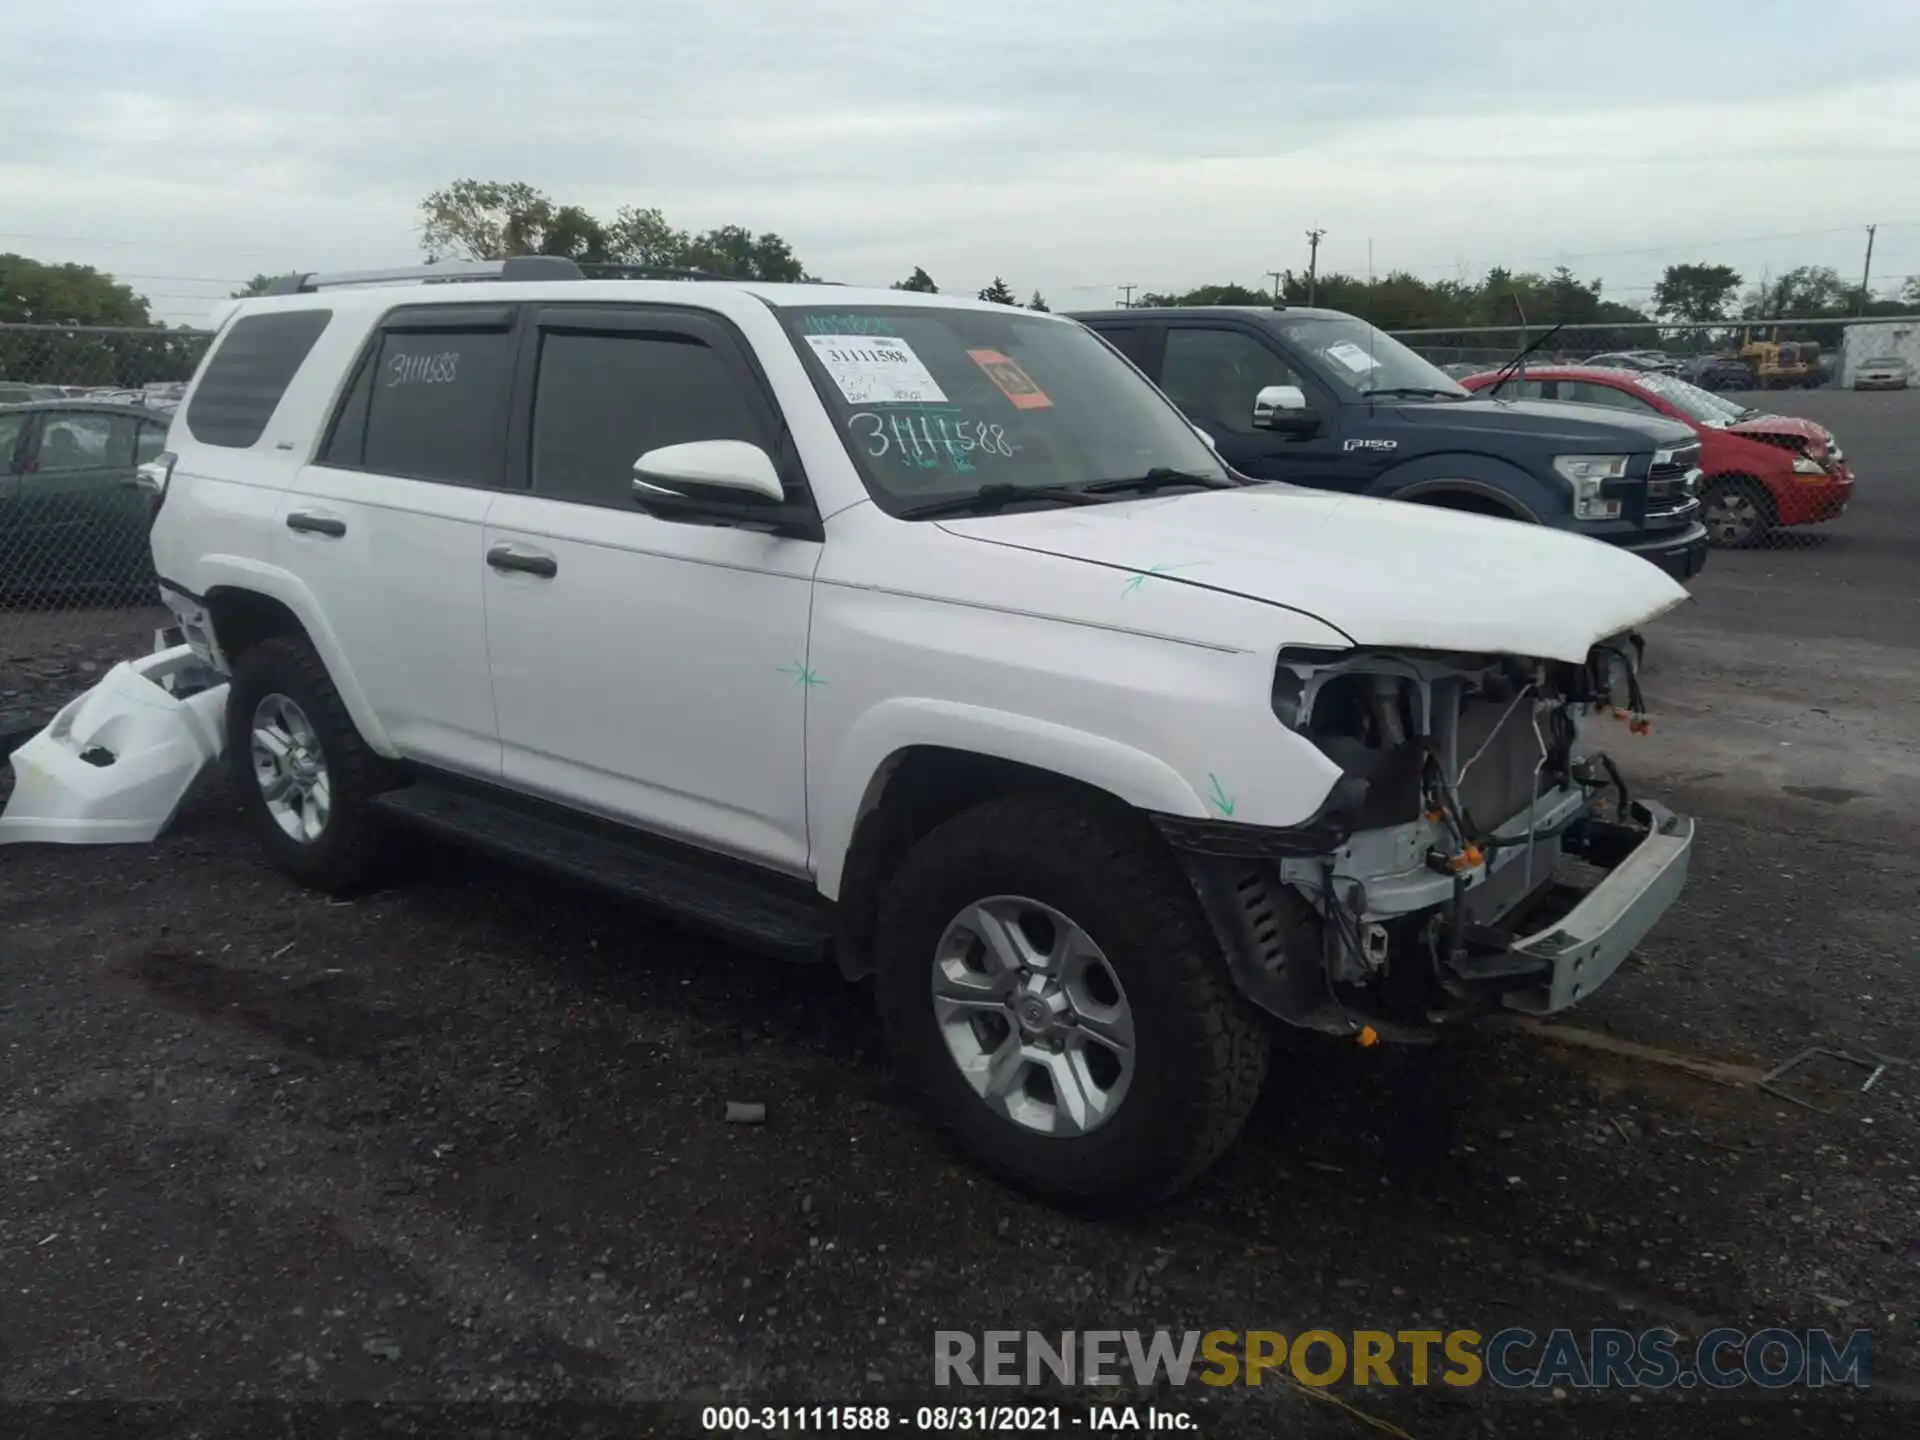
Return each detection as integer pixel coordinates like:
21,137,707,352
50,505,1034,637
1481,318,1567,399
895,483,1108,520
1364,385,1463,399
1079,466,1240,495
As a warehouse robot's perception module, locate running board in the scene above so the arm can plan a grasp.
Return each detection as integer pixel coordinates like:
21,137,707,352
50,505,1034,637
369,783,832,963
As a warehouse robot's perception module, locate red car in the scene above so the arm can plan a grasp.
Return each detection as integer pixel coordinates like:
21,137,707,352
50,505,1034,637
1460,365,1854,547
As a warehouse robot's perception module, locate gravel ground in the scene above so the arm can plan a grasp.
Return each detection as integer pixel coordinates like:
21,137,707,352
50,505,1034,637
3,391,1917,1439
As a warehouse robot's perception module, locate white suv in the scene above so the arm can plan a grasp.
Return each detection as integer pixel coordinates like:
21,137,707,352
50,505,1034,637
146,258,1695,1204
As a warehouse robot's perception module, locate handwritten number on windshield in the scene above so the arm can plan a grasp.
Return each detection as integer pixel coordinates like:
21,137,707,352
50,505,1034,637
850,412,1014,463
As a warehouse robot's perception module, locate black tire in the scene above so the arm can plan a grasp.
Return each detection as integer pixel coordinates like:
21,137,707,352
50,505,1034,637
872,790,1270,1206
1700,475,1773,549
225,635,397,893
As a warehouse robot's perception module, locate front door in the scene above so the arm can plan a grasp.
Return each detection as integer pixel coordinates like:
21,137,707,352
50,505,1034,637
1153,324,1357,491
482,306,820,876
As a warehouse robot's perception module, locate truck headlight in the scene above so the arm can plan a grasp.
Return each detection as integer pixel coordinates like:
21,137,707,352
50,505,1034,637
1553,454,1629,520
1791,455,1827,477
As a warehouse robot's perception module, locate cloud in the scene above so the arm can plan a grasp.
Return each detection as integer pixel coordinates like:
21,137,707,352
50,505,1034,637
2,0,1916,320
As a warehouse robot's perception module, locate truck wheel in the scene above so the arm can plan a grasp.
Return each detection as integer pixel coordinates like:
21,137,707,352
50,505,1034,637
1700,477,1772,548
225,636,395,893
872,791,1270,1206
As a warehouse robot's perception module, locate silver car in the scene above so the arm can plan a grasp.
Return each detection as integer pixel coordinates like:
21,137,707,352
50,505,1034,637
1853,356,1909,391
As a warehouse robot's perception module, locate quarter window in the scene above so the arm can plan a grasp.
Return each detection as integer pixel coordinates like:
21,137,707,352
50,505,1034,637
186,310,331,448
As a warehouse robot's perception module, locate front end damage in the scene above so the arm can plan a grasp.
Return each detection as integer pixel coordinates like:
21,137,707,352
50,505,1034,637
1160,643,1693,1038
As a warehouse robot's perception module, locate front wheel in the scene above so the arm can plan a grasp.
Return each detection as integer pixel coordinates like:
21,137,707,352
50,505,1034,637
872,791,1270,1206
1700,477,1773,548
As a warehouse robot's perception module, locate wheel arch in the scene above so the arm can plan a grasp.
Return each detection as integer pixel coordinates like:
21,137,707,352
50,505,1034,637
1371,452,1551,522
818,705,1213,981
175,561,396,757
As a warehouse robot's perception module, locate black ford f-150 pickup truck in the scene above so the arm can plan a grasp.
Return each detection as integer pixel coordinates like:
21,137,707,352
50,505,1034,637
1070,305,1709,581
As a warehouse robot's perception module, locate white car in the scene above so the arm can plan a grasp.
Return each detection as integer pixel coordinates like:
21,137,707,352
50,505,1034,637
142,259,1695,1204
1853,356,1909,391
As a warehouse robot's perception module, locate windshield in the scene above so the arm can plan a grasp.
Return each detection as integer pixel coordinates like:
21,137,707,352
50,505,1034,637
1866,357,1904,368
1274,316,1470,398
1633,371,1743,425
777,304,1229,514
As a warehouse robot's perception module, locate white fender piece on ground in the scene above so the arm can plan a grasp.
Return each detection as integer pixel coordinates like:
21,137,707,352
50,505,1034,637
0,645,229,846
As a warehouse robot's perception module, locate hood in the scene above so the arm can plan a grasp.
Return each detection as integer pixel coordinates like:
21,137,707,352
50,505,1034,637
938,486,1690,665
1726,413,1831,459
1397,395,1696,449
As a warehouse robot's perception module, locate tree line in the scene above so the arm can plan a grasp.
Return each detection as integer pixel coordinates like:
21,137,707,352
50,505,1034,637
6,174,1919,374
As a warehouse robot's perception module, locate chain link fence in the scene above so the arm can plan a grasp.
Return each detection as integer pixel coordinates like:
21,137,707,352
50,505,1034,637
1,324,212,743
2,312,1915,745
1389,315,1917,552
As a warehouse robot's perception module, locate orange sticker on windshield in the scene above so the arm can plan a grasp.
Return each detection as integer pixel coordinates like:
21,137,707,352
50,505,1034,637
968,348,1053,409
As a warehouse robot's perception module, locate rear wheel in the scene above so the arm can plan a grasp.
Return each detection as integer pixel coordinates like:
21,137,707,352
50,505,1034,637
226,635,397,892
1700,476,1773,548
873,791,1270,1206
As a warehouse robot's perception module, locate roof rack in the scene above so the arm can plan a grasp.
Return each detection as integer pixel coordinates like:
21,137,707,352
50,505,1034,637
575,263,728,282
258,258,845,297
261,256,587,295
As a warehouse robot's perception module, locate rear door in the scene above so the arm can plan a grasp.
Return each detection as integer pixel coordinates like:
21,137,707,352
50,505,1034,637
292,303,516,777
14,408,149,589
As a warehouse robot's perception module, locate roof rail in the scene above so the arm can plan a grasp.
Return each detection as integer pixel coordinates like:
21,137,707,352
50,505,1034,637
261,256,585,295
575,263,728,282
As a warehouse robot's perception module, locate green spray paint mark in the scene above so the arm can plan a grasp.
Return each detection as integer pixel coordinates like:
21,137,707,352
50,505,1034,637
1206,773,1236,818
777,662,826,689
1120,561,1202,597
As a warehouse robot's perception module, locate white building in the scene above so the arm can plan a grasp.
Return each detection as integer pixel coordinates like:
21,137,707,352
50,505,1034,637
1838,318,1920,386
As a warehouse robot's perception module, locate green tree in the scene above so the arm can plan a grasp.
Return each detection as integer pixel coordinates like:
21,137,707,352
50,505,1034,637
1902,275,1920,307
420,180,578,260
977,277,1017,305
1027,291,1050,312
1652,263,1743,322
891,266,939,293
682,225,808,281
1138,282,1271,306
0,253,151,325
232,274,282,298
418,179,811,277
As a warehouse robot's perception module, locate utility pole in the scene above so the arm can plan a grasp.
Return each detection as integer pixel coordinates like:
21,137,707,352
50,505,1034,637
1857,224,1878,315
1266,270,1284,302
1118,284,1136,309
1305,229,1326,306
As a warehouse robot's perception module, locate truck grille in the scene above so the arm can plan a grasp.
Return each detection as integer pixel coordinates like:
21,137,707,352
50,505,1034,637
1645,442,1702,523
1649,443,1701,488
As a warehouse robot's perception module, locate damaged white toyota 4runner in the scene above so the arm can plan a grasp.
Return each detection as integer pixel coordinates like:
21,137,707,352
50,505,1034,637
139,260,1694,1204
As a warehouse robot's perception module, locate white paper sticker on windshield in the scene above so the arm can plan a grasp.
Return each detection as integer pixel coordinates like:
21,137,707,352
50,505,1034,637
1326,341,1381,373
805,334,949,405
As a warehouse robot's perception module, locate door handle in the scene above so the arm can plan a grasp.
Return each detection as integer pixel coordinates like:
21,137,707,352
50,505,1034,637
486,543,558,578
286,511,346,537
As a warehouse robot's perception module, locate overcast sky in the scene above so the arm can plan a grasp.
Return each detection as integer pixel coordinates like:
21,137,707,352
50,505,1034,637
7,0,1919,326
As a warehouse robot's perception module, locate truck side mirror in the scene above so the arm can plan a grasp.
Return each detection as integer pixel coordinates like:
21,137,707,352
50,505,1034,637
1253,384,1317,434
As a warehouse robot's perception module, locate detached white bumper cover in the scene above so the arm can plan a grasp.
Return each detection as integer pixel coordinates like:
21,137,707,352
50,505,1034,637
0,646,228,846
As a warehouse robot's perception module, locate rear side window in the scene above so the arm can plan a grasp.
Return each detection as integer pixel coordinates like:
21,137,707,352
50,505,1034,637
186,310,331,448
321,312,515,487
530,331,769,509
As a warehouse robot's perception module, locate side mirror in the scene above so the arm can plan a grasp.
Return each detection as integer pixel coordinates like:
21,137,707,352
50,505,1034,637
633,440,785,505
1252,384,1317,434
1190,422,1219,452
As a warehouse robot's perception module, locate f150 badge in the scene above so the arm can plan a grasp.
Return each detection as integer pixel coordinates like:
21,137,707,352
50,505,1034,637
1343,438,1399,451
